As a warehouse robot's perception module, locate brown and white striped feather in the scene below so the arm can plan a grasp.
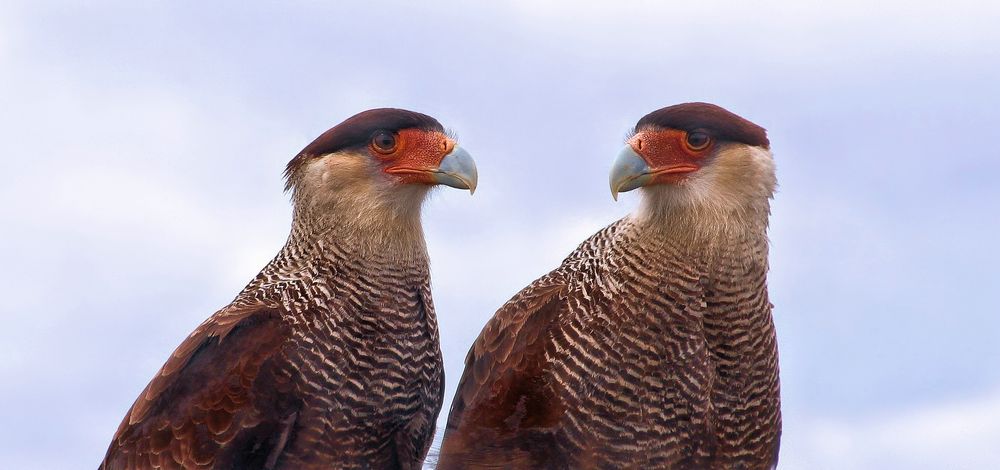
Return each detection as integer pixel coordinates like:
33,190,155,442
101,233,444,470
438,218,780,469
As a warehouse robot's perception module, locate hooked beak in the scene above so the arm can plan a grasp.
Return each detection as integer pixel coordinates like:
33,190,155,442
609,145,651,201
431,146,478,195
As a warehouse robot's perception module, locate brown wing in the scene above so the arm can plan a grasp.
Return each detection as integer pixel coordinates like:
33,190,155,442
437,280,567,469
100,305,297,470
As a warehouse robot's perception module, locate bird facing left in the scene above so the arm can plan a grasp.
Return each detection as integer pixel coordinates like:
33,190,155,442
99,108,478,470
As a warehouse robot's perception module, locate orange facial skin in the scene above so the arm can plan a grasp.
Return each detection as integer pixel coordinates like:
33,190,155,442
629,128,714,184
373,128,456,185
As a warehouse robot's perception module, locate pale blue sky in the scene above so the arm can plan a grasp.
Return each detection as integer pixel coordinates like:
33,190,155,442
1,1,999,468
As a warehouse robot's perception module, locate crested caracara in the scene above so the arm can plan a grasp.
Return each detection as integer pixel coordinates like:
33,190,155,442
101,108,477,470
438,102,779,469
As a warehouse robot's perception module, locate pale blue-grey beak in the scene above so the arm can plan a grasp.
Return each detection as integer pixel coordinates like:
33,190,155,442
609,145,651,201
432,146,478,194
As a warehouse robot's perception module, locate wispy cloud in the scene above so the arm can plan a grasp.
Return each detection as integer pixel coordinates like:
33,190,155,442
784,389,1000,469
1,1,999,468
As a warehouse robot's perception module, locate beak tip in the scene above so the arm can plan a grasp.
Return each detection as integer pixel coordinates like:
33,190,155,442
609,145,650,199
435,145,478,194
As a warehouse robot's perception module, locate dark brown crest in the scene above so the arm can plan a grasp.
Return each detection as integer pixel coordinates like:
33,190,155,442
635,102,769,148
283,108,445,190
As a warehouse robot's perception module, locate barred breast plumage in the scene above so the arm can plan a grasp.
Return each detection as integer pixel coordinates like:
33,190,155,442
101,108,477,470
438,102,780,469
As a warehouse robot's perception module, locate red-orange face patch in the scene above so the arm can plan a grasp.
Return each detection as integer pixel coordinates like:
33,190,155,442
379,129,455,184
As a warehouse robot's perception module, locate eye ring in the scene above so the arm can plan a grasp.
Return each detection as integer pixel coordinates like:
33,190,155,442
370,131,398,154
685,130,712,151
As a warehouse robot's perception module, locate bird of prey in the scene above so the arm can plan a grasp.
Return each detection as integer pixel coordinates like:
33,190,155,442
100,108,478,470
437,103,780,469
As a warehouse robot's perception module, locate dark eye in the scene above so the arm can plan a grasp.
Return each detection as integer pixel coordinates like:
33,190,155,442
371,131,397,154
686,131,711,150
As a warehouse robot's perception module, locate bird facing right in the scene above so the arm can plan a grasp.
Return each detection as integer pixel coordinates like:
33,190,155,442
438,102,781,469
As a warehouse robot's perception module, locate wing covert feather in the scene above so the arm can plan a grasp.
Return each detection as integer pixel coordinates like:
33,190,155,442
438,281,567,467
101,306,296,470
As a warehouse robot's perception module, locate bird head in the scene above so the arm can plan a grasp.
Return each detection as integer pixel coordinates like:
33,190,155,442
283,108,477,223
609,103,775,215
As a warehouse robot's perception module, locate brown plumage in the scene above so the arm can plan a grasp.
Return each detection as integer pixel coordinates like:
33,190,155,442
101,108,478,470
438,103,780,469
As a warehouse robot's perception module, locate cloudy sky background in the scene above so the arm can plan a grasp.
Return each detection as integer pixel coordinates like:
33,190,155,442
2,1,999,468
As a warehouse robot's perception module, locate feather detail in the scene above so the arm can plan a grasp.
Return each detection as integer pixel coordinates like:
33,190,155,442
439,215,780,469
